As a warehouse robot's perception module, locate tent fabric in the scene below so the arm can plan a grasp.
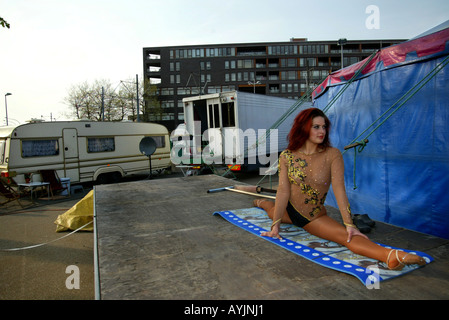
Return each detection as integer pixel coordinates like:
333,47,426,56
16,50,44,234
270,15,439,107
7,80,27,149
313,27,449,100
312,25,449,239
54,190,94,232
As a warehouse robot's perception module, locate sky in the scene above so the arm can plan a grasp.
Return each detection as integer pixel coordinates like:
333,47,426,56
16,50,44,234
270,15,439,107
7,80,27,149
1,0,448,125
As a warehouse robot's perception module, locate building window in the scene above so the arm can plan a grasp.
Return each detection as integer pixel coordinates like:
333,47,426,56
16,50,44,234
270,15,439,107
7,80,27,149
294,83,299,92
161,100,175,108
280,58,297,68
192,48,204,58
237,60,253,69
299,44,329,54
177,88,190,95
280,71,297,80
169,62,180,72
269,84,279,93
161,88,174,95
202,61,211,70
268,45,298,55
201,74,211,83
162,113,175,120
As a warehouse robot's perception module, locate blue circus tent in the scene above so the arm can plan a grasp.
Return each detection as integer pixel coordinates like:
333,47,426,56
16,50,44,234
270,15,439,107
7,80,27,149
312,21,449,239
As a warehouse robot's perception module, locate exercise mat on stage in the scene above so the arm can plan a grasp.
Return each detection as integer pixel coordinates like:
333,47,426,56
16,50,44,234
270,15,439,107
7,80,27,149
213,207,433,287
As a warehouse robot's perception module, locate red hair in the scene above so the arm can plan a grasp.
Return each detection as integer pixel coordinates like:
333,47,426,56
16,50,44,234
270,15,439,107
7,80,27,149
287,108,331,151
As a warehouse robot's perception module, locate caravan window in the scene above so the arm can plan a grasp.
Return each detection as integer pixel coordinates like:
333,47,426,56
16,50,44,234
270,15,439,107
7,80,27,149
88,137,115,153
149,136,166,148
21,139,59,158
0,139,6,163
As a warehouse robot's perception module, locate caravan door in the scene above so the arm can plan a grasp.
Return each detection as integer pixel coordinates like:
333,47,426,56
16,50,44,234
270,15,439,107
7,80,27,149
206,98,223,164
62,128,80,182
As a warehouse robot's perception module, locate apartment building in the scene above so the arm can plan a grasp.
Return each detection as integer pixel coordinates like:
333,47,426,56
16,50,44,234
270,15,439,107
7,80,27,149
143,38,404,131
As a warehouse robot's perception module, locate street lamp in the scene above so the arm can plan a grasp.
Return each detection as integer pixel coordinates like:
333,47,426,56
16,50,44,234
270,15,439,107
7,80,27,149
337,38,347,69
4,93,12,126
248,80,261,94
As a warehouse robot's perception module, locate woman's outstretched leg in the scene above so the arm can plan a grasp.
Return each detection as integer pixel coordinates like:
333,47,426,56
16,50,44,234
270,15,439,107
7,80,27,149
253,199,292,224
303,215,425,269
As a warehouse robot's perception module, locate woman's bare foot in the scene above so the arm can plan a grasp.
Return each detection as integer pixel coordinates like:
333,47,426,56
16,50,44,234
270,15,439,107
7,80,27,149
387,249,426,270
253,198,267,207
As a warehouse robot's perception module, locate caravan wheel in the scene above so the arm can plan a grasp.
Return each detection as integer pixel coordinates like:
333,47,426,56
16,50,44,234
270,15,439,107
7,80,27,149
96,172,122,185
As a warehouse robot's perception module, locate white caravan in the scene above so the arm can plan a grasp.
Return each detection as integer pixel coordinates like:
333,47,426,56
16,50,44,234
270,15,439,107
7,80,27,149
0,121,171,184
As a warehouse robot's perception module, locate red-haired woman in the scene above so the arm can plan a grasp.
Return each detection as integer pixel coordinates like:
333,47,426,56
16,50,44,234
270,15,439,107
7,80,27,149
250,108,425,270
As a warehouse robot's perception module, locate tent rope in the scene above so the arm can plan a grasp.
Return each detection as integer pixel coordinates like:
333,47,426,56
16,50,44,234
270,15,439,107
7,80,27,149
343,53,449,189
322,51,378,114
254,53,379,187
213,85,318,184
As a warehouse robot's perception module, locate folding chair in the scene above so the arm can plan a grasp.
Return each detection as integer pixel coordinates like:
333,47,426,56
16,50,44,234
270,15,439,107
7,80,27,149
0,180,24,208
39,170,69,198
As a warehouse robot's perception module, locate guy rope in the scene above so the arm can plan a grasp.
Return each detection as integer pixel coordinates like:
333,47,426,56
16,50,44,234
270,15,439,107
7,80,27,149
342,53,449,189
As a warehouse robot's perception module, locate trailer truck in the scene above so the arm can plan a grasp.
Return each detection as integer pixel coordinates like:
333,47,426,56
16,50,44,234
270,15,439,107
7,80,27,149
175,91,311,174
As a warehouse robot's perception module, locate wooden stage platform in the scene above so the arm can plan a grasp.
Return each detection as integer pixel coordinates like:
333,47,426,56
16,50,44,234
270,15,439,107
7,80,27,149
94,175,449,299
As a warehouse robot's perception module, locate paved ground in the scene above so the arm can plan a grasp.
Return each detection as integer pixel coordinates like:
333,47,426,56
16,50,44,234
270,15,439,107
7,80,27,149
0,186,95,300
0,170,261,300
94,174,449,300
1,170,449,300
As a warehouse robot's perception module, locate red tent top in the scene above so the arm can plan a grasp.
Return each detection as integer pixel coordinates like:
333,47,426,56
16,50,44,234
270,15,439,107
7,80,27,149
312,27,449,99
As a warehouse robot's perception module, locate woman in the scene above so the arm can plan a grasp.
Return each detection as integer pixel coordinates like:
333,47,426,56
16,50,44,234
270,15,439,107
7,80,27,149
252,108,425,270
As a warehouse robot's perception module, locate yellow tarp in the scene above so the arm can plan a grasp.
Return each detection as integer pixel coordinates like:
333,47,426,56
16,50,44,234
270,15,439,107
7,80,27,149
54,190,94,232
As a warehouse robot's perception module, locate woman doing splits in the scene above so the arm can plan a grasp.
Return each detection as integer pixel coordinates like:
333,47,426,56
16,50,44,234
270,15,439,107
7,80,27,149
249,108,425,270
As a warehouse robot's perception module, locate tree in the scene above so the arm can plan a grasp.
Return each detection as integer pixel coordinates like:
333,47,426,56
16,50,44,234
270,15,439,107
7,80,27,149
0,17,10,29
65,79,119,121
142,78,162,122
64,78,161,122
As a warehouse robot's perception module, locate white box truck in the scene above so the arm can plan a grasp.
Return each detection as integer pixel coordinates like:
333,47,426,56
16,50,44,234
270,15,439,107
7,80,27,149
177,91,311,173
0,121,171,185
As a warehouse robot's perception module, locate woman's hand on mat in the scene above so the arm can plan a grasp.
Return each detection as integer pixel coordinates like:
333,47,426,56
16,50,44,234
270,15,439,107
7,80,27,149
261,226,282,240
346,226,369,242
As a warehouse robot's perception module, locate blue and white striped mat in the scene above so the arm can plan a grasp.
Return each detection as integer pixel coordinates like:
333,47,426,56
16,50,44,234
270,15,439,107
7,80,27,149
213,207,433,287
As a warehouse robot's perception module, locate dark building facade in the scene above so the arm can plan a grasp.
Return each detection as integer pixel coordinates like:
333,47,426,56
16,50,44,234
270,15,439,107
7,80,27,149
143,38,404,131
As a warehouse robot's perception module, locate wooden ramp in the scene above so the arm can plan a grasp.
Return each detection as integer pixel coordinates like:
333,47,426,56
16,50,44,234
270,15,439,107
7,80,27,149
94,175,449,300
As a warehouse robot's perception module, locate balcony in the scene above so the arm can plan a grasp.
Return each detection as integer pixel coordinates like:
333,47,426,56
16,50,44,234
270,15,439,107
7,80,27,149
236,46,266,56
